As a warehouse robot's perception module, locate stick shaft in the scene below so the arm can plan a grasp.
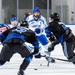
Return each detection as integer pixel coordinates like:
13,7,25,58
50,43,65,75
41,55,69,62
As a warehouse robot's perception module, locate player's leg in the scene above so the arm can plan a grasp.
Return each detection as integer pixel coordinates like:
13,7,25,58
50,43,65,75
37,34,55,63
0,44,14,66
18,56,33,75
62,39,75,64
15,43,32,57
37,34,49,46
15,44,32,75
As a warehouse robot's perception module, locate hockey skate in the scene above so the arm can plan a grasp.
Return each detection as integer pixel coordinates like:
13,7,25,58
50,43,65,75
44,50,55,63
46,56,55,63
73,61,75,64
42,50,55,67
17,69,25,75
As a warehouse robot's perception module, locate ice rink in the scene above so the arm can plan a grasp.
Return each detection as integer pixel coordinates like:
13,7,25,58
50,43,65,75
0,44,75,75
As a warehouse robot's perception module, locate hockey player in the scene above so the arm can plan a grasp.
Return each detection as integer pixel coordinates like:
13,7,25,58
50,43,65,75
10,16,18,25
24,12,31,20
45,12,75,64
26,7,55,63
0,20,41,75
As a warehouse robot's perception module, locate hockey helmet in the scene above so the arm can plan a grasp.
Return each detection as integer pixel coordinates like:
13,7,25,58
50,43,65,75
10,17,17,21
50,13,60,20
33,7,40,13
20,20,28,28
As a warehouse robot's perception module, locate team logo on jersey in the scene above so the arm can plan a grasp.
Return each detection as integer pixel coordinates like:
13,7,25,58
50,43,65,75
0,27,7,34
12,28,27,34
0,24,10,34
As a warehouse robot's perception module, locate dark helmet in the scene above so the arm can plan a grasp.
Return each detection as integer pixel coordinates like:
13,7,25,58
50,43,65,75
20,20,28,28
24,12,31,18
25,12,30,18
50,13,60,21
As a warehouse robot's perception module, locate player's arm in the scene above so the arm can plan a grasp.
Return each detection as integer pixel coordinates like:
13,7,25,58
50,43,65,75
43,18,48,28
0,24,10,42
32,42,41,58
29,31,41,58
45,28,54,40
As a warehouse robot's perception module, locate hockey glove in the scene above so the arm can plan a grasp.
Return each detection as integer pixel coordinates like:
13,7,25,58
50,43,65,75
48,39,59,52
32,48,39,55
34,53,41,58
49,35,55,42
32,48,41,58
48,43,54,52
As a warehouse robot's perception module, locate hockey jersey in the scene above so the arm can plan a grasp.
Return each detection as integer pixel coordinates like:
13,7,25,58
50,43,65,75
0,24,39,48
45,21,68,44
26,15,48,32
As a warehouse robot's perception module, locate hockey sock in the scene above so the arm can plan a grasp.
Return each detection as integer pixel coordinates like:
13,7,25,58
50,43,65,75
20,56,33,70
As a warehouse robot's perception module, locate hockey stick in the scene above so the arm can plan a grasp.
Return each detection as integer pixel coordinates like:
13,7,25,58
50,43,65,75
41,55,70,62
47,52,50,67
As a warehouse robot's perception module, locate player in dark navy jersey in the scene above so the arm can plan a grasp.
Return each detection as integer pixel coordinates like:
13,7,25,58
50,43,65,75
45,13,75,65
0,20,41,75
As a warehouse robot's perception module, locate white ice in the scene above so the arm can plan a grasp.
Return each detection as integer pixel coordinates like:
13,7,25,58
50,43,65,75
0,44,75,75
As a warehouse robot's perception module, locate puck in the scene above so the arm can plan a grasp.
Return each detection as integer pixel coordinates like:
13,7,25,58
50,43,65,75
34,68,38,70
40,64,42,66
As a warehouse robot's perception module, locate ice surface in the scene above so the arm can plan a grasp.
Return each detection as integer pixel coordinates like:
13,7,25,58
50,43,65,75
0,44,75,75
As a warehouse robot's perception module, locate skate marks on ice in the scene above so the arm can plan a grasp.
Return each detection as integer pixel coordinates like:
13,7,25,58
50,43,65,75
0,55,75,75
0,45,75,75
26,58,75,75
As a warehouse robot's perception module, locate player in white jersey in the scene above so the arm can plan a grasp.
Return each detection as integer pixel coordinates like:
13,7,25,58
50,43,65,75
26,7,55,63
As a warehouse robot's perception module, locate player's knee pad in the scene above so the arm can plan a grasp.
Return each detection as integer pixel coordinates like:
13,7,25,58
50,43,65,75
25,56,33,63
44,43,50,50
0,60,6,65
37,34,49,45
